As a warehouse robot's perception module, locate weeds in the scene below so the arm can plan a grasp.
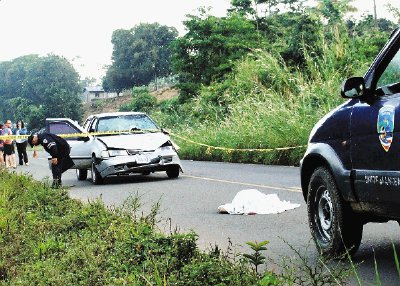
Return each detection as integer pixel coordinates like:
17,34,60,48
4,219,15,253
243,240,270,274
393,241,400,280
0,171,259,285
276,239,351,286
4,170,399,285
150,29,382,166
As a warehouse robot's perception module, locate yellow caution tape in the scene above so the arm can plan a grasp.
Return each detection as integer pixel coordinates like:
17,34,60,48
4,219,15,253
0,129,305,153
169,132,306,152
0,129,161,140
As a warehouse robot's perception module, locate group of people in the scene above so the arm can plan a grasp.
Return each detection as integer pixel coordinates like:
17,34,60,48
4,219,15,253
0,119,29,169
0,118,75,188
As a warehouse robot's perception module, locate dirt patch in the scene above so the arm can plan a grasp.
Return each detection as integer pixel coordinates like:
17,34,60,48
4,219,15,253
81,87,179,121
152,88,179,101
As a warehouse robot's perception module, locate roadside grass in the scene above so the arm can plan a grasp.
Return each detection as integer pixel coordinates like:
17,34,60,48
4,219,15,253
152,29,372,166
0,170,260,285
0,170,359,285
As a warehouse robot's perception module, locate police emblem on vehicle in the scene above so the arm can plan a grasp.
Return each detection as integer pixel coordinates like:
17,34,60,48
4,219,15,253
377,105,395,152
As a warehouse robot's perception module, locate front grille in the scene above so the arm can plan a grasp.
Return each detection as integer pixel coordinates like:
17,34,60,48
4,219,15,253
163,156,173,163
127,150,140,155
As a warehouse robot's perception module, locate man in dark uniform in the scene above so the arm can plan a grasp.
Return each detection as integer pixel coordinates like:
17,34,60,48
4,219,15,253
28,133,75,188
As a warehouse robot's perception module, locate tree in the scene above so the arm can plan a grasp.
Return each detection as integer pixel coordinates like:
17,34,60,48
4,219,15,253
265,11,324,66
386,3,400,24
315,0,356,25
103,23,178,93
0,54,82,129
171,11,261,101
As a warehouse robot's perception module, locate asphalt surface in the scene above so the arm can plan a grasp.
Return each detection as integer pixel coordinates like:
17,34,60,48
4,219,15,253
21,150,400,285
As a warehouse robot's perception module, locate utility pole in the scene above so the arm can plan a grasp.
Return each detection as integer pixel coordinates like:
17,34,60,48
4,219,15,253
373,0,378,31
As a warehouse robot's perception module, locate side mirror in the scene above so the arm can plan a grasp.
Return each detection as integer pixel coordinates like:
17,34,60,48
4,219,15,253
161,128,170,135
341,77,366,98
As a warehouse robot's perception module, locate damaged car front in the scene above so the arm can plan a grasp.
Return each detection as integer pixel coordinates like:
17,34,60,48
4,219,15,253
46,112,183,185
94,130,182,184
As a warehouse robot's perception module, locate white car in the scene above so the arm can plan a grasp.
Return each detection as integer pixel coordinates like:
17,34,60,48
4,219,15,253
45,112,183,184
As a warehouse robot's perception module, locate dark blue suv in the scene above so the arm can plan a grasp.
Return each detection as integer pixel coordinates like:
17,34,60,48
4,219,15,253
301,27,400,257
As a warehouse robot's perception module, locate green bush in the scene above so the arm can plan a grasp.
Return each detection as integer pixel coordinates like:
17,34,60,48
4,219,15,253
0,171,356,285
0,171,261,285
119,87,156,113
151,26,387,166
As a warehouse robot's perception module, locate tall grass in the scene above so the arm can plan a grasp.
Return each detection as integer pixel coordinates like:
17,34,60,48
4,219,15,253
0,170,260,285
153,27,380,165
154,29,372,165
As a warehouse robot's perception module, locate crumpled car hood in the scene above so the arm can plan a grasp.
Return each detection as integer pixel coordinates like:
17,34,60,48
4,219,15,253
98,132,172,150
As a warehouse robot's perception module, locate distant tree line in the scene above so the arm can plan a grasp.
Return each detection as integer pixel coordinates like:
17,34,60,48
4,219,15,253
1,0,398,129
0,54,82,129
103,0,399,103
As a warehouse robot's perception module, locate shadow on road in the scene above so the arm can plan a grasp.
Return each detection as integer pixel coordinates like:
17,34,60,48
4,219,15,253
94,173,177,185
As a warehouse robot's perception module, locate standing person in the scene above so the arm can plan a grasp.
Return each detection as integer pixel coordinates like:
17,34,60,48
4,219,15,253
28,132,74,188
15,120,29,166
3,120,16,169
0,124,5,168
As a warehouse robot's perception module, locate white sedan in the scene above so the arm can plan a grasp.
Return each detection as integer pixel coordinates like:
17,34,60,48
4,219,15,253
45,112,183,184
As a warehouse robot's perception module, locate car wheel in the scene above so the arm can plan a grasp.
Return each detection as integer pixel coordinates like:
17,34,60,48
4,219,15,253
91,161,104,185
307,167,363,257
76,169,88,180
166,166,180,179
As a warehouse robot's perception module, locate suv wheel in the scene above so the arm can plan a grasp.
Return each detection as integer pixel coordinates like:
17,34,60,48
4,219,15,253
307,167,363,257
166,166,180,179
91,161,104,185
76,169,88,181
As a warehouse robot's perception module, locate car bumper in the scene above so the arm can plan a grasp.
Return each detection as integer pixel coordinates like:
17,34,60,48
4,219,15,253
97,153,183,178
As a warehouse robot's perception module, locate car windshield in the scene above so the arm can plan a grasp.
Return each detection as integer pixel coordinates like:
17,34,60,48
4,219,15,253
96,114,158,133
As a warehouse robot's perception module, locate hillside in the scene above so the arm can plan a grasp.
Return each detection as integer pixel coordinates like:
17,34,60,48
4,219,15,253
81,87,178,121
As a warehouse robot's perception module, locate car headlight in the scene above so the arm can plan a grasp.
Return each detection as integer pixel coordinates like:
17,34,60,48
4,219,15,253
108,149,128,157
160,146,173,151
101,150,109,158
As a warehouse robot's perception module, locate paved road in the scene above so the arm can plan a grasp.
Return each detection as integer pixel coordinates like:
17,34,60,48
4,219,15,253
22,150,400,285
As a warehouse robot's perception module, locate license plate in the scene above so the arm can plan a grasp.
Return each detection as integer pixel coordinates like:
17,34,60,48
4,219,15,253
136,154,150,164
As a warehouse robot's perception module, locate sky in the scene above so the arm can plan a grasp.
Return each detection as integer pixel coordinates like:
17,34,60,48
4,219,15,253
0,0,399,83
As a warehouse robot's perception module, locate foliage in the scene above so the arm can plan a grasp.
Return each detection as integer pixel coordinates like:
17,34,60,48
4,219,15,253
171,9,262,101
149,0,396,166
261,10,324,66
243,241,269,274
119,87,157,113
0,170,357,285
154,25,376,165
276,240,352,285
0,170,260,285
387,3,400,24
0,54,82,129
103,23,178,93
314,0,356,24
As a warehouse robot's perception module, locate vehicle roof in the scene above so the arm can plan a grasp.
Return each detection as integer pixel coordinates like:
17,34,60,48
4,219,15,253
86,112,147,119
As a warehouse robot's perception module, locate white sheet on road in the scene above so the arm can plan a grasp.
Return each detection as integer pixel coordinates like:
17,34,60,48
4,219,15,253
218,189,300,215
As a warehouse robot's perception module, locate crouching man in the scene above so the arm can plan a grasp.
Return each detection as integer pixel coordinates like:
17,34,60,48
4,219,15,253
28,133,75,188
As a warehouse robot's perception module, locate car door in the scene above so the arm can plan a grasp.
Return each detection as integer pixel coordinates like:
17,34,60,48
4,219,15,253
351,45,400,207
46,119,93,169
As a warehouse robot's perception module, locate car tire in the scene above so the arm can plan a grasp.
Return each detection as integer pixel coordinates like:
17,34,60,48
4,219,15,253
307,167,363,257
91,161,104,185
166,166,180,179
76,169,88,181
